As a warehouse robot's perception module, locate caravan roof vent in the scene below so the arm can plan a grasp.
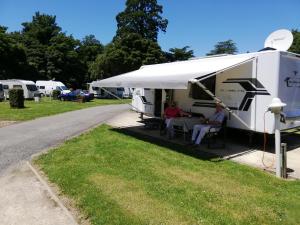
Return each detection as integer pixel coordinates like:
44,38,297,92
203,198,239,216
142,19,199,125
264,29,293,51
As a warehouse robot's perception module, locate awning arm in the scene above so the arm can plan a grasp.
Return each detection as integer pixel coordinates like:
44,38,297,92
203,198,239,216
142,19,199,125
99,87,142,113
189,80,251,129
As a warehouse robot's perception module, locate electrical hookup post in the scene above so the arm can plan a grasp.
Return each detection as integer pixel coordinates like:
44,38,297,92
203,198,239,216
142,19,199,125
268,98,287,178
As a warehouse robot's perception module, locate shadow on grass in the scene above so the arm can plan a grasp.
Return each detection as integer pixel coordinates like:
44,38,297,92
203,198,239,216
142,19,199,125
111,127,222,162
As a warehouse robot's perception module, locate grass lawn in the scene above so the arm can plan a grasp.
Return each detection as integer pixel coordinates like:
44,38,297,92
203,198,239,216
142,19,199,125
36,125,300,225
0,98,130,121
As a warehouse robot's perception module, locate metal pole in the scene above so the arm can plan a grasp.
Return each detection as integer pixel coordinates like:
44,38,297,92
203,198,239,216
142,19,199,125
281,143,287,178
274,113,281,177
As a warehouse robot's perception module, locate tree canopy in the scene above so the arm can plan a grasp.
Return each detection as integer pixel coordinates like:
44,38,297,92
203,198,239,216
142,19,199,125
90,33,165,80
165,46,194,62
289,29,300,54
115,0,168,42
206,39,238,56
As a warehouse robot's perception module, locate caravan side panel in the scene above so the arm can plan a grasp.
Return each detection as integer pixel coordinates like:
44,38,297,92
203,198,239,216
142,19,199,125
255,51,281,133
278,53,300,129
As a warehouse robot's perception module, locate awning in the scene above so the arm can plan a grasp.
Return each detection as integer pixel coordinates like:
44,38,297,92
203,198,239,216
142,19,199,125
97,54,255,89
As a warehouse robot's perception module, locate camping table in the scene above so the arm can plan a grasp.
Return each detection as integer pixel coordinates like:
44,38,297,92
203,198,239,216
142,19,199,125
171,117,203,132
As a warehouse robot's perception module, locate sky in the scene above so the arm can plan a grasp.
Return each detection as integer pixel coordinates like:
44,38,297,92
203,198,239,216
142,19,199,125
0,0,300,56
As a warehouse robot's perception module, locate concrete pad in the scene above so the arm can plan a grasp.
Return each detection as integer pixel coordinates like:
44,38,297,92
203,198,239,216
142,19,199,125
0,162,78,225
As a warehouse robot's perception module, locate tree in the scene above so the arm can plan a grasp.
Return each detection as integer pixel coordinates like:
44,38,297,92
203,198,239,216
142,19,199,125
90,33,166,80
206,40,238,56
165,46,194,62
289,29,300,54
115,0,168,41
0,27,29,79
21,12,61,45
77,35,104,82
17,12,87,87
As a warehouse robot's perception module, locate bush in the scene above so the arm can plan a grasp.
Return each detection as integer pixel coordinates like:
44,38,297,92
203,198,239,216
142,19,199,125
9,89,24,108
52,90,61,100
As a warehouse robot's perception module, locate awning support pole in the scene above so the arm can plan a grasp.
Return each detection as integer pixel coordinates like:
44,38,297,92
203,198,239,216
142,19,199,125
191,80,251,129
99,87,142,114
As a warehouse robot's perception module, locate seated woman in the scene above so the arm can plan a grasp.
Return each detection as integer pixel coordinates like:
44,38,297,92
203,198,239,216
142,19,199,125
191,102,225,146
164,102,190,137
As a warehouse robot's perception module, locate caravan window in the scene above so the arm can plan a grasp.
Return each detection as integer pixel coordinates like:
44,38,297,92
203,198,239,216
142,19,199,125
3,85,8,89
38,86,45,89
26,84,38,91
0,84,2,91
13,85,23,89
189,76,215,100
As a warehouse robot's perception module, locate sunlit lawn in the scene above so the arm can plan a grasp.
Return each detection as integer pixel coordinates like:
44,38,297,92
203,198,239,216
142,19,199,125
0,97,130,121
36,125,300,225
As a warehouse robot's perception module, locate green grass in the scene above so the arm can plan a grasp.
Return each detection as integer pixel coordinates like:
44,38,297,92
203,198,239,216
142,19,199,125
36,125,300,225
0,98,130,121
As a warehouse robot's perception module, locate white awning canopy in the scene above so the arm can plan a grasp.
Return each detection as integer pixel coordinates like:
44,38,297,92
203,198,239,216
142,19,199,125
97,54,255,89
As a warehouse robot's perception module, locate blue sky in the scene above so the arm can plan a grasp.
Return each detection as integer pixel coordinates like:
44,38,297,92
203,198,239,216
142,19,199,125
0,0,299,56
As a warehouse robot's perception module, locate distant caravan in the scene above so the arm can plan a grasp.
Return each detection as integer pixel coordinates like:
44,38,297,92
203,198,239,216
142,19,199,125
0,79,39,99
0,81,4,101
88,80,132,99
36,80,70,96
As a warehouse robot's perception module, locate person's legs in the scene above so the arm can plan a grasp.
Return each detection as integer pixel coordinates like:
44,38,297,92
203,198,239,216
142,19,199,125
165,118,174,138
194,125,210,145
165,118,172,128
192,124,202,142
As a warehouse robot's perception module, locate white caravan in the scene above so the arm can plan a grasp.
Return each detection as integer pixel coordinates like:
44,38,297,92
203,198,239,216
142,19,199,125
0,82,4,101
97,49,300,134
0,79,39,99
36,80,70,96
89,80,131,98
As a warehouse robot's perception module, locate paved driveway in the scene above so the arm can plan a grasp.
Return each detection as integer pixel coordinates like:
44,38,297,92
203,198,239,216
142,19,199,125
0,104,129,174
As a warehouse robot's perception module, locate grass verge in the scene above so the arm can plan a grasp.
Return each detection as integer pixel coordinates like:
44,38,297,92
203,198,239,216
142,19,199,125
0,98,130,121
36,125,300,225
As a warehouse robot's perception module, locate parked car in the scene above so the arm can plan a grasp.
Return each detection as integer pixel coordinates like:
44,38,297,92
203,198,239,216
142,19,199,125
59,89,94,102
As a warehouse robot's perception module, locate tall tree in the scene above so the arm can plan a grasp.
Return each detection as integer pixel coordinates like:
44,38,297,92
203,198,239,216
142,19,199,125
206,40,238,56
90,33,166,80
17,12,86,87
289,29,300,54
0,27,28,79
22,12,61,45
115,0,168,41
77,35,104,82
165,46,194,62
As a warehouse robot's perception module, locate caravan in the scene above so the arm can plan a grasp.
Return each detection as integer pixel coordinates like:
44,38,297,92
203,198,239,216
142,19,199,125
0,79,39,99
89,80,132,99
0,82,4,101
36,80,70,96
98,43,300,134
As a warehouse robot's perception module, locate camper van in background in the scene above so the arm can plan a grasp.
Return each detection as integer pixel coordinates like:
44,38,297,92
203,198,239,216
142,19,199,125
36,80,70,96
89,81,131,99
0,79,39,99
0,82,4,101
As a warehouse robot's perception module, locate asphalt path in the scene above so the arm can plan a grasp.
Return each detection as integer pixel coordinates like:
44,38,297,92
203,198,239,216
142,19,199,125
0,104,129,174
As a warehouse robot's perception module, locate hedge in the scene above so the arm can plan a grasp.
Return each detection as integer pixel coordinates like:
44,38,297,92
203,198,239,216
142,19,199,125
9,89,24,108
52,90,61,100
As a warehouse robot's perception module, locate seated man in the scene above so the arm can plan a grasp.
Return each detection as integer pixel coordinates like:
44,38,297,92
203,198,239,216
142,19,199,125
191,102,225,146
